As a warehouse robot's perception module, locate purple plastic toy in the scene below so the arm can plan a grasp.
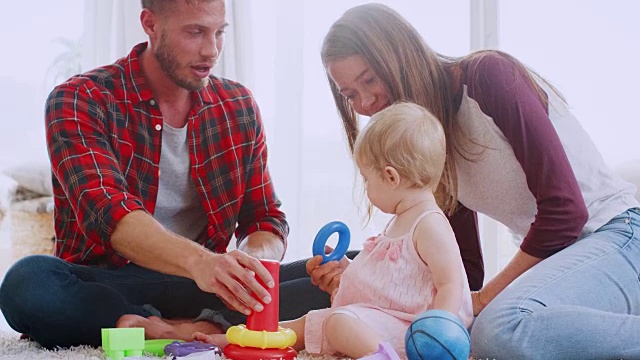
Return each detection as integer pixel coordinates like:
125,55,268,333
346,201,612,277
359,342,401,360
164,341,222,359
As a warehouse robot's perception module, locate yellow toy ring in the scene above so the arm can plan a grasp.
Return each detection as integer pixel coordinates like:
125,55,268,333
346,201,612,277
226,325,296,349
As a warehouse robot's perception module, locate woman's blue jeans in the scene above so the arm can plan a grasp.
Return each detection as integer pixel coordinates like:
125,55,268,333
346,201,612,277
0,255,330,349
471,208,640,359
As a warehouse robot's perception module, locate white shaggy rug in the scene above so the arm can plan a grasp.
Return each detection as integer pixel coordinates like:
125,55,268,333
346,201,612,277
0,330,350,360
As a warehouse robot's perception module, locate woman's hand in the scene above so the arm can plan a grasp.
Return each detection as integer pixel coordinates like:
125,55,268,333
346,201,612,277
305,246,350,295
471,250,543,316
471,290,489,316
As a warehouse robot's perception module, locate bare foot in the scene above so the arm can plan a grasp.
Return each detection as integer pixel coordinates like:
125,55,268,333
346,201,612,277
193,331,230,347
117,315,223,340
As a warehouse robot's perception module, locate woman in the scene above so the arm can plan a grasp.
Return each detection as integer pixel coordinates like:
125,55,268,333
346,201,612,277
307,3,640,359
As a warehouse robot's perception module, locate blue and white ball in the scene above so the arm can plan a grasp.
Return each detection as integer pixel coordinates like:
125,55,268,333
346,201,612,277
405,310,470,360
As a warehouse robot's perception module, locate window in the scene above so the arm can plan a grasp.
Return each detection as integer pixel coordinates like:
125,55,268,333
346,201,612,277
246,1,470,260
500,0,640,167
0,2,84,167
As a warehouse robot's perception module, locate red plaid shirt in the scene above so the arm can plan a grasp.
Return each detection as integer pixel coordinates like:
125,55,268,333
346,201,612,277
45,43,288,268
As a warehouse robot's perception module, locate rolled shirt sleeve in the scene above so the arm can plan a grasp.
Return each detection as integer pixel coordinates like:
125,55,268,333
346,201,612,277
46,83,146,262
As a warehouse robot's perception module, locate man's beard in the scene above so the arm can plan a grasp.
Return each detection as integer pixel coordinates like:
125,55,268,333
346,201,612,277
155,34,209,91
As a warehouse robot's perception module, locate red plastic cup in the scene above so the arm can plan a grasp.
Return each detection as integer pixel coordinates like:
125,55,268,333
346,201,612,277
246,259,279,332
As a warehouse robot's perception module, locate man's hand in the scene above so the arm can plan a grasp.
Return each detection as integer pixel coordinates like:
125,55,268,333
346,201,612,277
238,231,285,261
305,246,350,295
110,212,276,315
191,250,274,316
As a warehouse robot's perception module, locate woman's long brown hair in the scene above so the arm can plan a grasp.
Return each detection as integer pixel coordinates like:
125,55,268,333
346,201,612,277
321,3,560,214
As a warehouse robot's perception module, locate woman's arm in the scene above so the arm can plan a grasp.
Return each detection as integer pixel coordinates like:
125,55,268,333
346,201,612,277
463,52,588,259
463,53,588,312
472,250,541,314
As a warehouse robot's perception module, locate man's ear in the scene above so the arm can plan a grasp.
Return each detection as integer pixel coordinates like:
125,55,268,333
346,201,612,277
384,166,401,188
140,8,158,38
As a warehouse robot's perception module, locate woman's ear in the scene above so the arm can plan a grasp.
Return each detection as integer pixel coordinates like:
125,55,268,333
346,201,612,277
384,166,401,188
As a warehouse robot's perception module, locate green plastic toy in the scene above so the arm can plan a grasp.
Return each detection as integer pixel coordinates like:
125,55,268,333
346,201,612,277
101,327,145,360
144,338,183,356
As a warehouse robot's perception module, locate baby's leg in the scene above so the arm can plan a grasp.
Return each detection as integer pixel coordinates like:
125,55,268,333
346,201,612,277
324,312,380,358
281,316,306,350
323,305,407,358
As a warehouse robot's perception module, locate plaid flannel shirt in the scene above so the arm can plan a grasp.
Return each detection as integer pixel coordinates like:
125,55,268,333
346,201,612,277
45,43,288,267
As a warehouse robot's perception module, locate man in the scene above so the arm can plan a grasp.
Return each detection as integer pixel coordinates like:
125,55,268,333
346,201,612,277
0,0,327,349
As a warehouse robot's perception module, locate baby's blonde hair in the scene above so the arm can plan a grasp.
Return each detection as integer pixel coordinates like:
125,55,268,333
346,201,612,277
354,102,446,191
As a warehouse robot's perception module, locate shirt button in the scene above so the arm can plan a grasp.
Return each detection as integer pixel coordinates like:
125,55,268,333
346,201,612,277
155,124,162,131
150,99,156,106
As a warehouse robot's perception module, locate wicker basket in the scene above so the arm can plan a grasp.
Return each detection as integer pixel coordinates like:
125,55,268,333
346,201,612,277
10,197,55,261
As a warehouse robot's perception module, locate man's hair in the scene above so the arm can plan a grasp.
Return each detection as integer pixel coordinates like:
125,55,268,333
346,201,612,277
140,0,170,15
141,0,217,15
354,102,446,191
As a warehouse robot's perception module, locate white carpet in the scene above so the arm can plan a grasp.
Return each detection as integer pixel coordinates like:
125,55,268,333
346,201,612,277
0,330,349,360
0,330,110,359
0,330,136,360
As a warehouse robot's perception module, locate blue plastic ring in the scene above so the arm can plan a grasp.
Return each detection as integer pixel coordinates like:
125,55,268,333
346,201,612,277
312,221,350,264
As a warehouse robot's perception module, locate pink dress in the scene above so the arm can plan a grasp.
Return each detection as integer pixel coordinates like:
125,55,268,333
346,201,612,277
304,210,473,358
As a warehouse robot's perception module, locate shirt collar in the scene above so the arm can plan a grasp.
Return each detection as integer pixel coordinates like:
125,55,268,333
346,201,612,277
123,42,217,106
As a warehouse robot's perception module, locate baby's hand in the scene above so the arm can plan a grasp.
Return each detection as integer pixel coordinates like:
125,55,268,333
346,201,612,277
330,288,339,304
306,245,350,295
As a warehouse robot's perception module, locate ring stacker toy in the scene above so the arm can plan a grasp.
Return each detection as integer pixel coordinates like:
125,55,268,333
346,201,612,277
223,259,297,360
313,221,350,264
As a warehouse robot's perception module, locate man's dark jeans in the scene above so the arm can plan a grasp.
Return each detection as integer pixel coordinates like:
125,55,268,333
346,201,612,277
0,254,342,349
